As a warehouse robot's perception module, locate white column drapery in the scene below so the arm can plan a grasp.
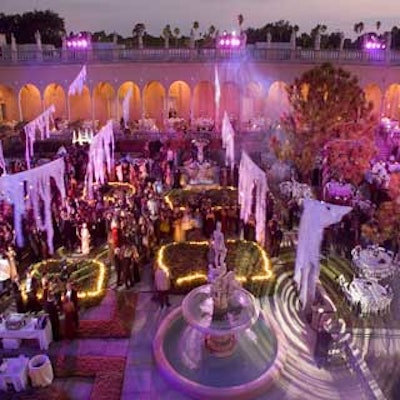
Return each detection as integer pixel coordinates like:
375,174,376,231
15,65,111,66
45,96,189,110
24,104,56,169
221,111,235,169
122,87,133,125
23,105,56,169
0,158,66,254
85,120,115,198
238,151,268,244
68,65,87,96
294,199,352,309
0,140,6,174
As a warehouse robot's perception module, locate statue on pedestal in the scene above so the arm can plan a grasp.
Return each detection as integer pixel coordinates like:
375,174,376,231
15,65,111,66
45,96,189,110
79,223,91,255
212,221,227,267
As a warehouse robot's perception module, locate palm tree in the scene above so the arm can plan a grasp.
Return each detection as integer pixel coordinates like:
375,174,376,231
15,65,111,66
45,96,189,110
132,23,146,48
173,27,180,47
208,25,216,38
238,14,244,32
353,22,364,36
376,21,381,32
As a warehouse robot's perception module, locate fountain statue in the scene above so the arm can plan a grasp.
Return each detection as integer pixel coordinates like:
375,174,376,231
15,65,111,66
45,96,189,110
153,221,284,398
182,138,218,186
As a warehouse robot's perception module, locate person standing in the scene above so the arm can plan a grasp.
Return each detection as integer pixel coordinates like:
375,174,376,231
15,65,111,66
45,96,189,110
154,264,171,308
11,275,24,314
121,245,134,289
65,281,79,329
62,296,76,340
45,292,61,341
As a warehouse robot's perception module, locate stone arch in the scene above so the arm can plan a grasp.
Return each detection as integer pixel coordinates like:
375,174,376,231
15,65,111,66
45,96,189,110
43,83,67,120
19,84,42,121
118,81,141,123
265,81,289,122
242,81,265,122
364,83,382,118
167,80,191,120
0,84,18,122
383,83,400,120
193,81,215,120
220,81,240,123
93,82,116,125
69,84,91,122
143,81,166,128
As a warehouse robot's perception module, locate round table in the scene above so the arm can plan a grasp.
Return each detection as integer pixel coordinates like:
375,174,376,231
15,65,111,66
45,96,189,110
352,247,396,280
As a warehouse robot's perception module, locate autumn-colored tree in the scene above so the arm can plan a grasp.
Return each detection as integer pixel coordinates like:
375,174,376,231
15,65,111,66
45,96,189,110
280,63,376,184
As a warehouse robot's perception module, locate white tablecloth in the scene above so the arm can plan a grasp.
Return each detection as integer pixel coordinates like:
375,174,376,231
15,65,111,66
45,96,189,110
325,182,354,200
352,247,396,280
0,316,52,350
0,356,29,392
348,278,390,314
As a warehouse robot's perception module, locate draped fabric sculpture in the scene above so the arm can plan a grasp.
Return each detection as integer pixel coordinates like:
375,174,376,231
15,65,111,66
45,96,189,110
0,158,66,254
68,65,87,96
221,111,235,169
214,64,221,125
294,199,352,309
0,140,6,174
24,105,56,168
122,87,133,126
238,151,268,244
85,120,115,198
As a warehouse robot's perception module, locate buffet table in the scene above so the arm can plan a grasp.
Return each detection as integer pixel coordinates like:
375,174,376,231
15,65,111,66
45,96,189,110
352,246,396,280
0,356,29,392
0,315,52,350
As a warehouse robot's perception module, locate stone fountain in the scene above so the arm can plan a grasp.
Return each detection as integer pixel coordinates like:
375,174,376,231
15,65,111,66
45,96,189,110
153,226,286,399
182,138,219,186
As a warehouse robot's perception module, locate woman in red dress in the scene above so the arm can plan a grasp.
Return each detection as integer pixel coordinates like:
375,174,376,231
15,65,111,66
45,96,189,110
63,297,76,340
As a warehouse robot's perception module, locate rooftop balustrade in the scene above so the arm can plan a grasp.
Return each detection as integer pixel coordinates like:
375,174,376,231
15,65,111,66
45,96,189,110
0,46,400,65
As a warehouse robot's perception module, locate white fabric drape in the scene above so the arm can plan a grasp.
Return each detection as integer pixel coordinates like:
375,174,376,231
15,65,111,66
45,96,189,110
122,87,133,124
85,120,114,198
0,158,66,253
221,111,235,169
0,140,6,174
68,65,87,96
294,199,352,309
238,151,268,244
24,105,56,168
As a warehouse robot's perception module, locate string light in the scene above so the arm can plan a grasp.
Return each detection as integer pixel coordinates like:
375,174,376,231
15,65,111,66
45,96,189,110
157,239,273,287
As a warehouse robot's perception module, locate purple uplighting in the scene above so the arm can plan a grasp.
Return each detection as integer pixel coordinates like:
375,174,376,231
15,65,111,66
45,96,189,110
217,31,242,49
364,36,386,50
67,34,90,49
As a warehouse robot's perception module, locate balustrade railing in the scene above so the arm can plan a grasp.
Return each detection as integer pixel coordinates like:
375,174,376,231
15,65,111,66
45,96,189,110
1,47,400,65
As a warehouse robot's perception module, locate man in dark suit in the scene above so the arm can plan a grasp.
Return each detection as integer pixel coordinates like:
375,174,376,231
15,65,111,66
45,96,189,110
65,281,79,329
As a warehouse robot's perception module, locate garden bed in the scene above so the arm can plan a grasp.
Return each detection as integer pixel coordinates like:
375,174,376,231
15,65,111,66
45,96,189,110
164,187,238,210
157,240,275,296
31,258,108,309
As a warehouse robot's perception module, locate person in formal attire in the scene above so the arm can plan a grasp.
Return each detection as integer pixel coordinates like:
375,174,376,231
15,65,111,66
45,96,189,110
25,269,41,312
65,281,79,329
131,244,141,284
121,245,134,289
62,296,76,340
11,275,24,313
45,292,61,341
78,223,91,255
154,264,171,308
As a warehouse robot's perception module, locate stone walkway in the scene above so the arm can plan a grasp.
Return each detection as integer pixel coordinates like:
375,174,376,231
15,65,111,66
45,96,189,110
2,259,399,399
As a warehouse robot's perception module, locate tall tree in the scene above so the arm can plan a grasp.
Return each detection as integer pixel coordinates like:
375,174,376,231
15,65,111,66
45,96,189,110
279,63,376,183
238,14,244,32
0,10,64,46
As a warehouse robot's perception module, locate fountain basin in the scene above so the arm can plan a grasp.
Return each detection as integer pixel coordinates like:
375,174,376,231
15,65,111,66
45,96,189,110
154,306,285,400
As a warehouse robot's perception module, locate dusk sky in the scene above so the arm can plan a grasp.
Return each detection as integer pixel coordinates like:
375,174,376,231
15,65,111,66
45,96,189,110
2,0,400,38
